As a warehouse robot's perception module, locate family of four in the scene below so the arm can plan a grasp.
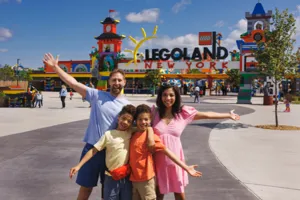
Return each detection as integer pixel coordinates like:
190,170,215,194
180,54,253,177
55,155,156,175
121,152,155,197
43,53,240,200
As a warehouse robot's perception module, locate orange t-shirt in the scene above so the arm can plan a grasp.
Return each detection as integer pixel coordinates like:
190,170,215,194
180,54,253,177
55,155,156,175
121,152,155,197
129,130,166,182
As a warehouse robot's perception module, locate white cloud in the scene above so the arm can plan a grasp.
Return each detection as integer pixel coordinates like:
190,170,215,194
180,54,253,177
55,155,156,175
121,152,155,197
124,18,248,57
214,20,225,28
16,0,21,3
125,8,160,23
222,19,247,50
0,27,13,41
0,49,8,53
172,0,191,14
126,33,199,54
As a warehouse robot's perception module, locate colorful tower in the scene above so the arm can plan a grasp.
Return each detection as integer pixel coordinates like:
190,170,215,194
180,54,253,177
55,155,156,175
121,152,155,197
94,15,126,90
236,2,272,104
245,2,272,32
96,17,125,54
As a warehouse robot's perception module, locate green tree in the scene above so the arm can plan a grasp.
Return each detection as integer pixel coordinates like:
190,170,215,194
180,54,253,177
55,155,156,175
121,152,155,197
225,69,241,88
18,69,32,81
253,8,300,127
144,69,162,96
187,69,201,74
0,64,15,81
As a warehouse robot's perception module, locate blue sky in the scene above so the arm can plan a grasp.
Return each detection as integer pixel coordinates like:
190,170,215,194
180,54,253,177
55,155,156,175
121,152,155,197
0,0,299,68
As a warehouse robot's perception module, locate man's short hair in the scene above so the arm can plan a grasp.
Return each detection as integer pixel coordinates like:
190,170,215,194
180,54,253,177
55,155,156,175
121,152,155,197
109,69,126,80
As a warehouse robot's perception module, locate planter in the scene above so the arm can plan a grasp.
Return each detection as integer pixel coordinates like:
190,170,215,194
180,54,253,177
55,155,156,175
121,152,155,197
263,95,273,105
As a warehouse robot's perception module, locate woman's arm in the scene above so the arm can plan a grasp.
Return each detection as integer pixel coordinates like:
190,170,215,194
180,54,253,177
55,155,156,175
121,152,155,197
193,109,240,121
162,148,202,177
69,147,99,178
147,126,155,153
43,53,87,98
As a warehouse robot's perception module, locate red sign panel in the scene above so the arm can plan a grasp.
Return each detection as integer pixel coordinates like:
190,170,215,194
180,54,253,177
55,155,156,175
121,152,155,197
199,32,213,45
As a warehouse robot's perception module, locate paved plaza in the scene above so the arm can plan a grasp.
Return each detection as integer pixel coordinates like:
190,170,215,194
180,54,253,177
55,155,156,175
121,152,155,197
0,92,299,200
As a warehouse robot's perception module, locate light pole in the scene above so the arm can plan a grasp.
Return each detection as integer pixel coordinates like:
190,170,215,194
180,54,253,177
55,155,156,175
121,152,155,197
16,59,20,87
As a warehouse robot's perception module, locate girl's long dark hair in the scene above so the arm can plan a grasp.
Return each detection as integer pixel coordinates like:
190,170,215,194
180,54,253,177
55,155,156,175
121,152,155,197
156,85,182,119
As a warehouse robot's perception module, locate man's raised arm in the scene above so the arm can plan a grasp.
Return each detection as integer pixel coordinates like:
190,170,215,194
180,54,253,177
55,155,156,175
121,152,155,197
43,53,87,98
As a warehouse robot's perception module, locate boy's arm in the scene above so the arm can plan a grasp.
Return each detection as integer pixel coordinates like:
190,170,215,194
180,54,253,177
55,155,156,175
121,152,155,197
147,126,155,153
162,148,202,177
69,147,99,179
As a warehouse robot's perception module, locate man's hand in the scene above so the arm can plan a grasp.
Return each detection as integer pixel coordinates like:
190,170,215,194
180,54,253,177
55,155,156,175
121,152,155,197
229,110,240,121
186,165,202,177
69,166,80,179
43,53,59,69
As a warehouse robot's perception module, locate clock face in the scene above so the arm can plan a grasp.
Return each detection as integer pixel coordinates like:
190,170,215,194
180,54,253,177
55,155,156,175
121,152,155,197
106,25,111,32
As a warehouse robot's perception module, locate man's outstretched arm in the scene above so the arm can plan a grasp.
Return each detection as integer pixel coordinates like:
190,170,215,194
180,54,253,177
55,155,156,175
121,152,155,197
43,53,88,98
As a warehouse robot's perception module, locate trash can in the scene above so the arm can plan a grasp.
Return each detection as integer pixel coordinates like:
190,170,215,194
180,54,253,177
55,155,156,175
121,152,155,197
263,95,273,105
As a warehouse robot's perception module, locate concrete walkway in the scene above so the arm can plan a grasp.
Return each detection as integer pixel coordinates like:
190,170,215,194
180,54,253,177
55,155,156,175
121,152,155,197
206,96,300,200
0,92,299,199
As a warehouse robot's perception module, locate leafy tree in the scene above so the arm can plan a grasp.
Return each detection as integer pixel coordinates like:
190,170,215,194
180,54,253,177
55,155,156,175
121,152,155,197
187,69,201,74
0,64,32,82
144,69,162,96
253,8,300,127
225,69,241,88
0,64,15,81
18,69,32,81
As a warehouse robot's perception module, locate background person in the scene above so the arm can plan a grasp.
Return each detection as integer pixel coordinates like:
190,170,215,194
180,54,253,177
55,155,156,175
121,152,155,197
59,85,67,108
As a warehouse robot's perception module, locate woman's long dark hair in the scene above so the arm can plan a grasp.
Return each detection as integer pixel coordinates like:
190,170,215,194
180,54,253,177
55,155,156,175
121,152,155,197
156,85,182,119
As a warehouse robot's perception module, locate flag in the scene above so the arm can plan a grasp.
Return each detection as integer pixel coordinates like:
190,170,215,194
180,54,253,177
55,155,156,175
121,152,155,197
109,9,116,13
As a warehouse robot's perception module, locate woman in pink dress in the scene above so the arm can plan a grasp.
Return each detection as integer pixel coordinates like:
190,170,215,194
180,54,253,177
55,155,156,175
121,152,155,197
151,83,240,200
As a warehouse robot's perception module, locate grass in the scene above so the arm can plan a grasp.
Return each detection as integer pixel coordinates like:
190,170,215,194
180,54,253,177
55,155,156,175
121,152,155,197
255,125,300,130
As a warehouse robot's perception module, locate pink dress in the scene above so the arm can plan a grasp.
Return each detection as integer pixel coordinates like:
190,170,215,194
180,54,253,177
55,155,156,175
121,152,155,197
151,105,198,194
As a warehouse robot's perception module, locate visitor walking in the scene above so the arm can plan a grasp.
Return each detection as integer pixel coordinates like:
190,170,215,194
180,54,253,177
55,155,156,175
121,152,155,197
60,85,67,108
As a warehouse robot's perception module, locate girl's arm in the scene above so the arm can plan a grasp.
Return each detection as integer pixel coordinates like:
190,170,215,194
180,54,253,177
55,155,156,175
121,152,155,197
162,148,202,177
193,109,240,121
69,147,99,178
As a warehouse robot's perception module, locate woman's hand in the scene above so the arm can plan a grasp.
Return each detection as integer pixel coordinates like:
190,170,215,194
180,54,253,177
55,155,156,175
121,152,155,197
229,110,240,121
186,165,202,177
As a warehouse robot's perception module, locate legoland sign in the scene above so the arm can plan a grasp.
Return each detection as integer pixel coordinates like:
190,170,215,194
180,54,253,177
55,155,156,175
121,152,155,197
143,32,229,61
119,31,238,70
144,47,228,61
118,60,240,70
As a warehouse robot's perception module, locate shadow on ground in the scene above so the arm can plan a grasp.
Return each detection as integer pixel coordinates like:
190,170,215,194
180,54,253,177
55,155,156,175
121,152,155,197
0,100,258,200
191,122,253,130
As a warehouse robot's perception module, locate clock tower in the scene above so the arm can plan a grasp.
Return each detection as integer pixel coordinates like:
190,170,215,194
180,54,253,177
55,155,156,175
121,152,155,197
95,16,125,53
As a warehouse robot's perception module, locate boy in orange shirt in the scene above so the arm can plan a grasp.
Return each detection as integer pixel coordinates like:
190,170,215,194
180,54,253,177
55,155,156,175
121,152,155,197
129,104,202,200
